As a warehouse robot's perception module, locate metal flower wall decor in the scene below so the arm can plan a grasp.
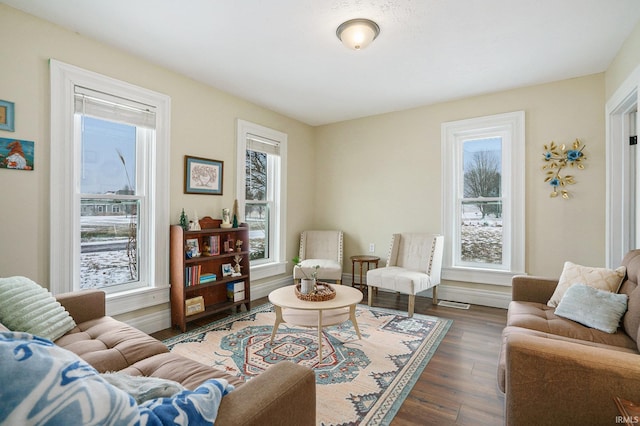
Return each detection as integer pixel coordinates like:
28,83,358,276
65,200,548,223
542,139,587,199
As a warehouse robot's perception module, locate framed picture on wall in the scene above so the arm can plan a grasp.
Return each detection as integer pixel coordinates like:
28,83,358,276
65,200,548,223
0,100,15,132
184,155,223,195
0,137,34,170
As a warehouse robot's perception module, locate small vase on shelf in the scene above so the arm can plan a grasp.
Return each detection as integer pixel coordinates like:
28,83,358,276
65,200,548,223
221,208,232,228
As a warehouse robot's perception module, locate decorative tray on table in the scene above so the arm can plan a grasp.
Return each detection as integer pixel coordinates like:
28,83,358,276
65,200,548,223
294,282,336,301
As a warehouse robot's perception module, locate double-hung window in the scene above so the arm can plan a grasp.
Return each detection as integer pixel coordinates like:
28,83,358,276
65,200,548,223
236,120,287,280
50,60,170,312
442,111,525,285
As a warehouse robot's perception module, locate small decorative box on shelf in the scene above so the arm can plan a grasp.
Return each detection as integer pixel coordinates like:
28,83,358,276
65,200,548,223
227,281,245,302
185,296,204,316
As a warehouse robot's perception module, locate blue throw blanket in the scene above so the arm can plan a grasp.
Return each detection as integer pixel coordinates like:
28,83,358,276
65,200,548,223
0,332,234,425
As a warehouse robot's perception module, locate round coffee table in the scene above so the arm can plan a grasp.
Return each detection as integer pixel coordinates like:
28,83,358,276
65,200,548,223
268,285,363,365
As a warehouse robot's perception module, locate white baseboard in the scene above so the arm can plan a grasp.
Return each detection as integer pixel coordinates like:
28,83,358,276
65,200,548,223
250,276,293,299
432,285,510,309
125,275,509,335
347,268,511,309
122,309,172,335
126,276,294,335
375,285,510,309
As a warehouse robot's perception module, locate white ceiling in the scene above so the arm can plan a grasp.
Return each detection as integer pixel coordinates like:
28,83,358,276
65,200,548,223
4,0,640,126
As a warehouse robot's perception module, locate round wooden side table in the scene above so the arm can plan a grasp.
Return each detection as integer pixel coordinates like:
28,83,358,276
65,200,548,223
350,255,380,291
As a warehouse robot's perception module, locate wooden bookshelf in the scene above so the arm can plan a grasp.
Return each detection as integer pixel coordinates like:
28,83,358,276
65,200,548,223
169,223,250,331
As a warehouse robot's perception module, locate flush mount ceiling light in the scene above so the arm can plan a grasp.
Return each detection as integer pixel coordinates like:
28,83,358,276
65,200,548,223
336,18,380,51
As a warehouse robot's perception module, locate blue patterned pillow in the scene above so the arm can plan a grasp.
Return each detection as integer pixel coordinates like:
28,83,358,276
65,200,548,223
0,332,138,425
554,283,628,333
0,332,234,425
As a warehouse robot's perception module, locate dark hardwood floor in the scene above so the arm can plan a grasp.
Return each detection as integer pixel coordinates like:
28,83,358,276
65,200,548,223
151,289,507,425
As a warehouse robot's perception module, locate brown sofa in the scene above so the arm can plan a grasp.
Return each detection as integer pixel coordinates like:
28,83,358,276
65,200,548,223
498,250,640,425
11,289,316,426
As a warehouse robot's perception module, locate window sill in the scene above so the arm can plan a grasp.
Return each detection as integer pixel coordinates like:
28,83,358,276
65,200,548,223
105,285,170,316
251,261,287,281
442,267,525,286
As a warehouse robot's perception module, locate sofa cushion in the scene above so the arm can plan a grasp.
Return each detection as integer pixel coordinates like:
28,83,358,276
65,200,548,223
507,301,637,350
620,250,640,347
0,276,76,341
120,352,244,390
554,284,628,333
55,316,169,372
624,282,640,347
547,261,626,308
497,325,638,392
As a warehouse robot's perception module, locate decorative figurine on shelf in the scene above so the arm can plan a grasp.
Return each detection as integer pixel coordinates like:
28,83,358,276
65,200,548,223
232,199,239,228
233,254,243,276
179,209,188,231
202,240,211,256
221,208,232,228
235,240,243,252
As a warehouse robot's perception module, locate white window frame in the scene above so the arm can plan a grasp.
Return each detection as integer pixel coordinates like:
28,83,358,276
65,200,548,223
50,59,171,315
236,119,287,280
606,65,640,268
442,111,525,285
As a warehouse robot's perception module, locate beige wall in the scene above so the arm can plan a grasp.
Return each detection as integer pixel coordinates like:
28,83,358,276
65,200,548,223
0,6,315,292
606,20,640,99
316,74,606,294
2,4,640,314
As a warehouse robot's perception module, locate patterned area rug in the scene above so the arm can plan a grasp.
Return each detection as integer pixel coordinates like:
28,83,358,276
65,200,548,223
164,302,452,425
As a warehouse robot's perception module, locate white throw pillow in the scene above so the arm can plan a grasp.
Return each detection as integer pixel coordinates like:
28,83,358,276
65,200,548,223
547,262,626,308
0,276,76,341
554,283,628,333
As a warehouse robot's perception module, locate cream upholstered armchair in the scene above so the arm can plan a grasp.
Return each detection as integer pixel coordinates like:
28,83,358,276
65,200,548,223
366,233,444,317
293,230,343,284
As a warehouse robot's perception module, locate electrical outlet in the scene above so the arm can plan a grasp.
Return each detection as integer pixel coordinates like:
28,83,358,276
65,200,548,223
369,243,375,253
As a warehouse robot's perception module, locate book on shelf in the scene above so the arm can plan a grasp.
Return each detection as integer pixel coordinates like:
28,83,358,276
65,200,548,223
185,267,218,286
209,235,220,256
200,273,217,284
184,265,203,287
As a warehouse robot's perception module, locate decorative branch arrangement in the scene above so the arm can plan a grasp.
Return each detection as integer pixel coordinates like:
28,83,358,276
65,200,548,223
542,139,587,199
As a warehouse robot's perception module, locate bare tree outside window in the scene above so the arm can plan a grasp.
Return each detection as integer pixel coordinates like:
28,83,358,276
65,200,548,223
464,150,501,217
461,139,503,265
246,150,268,260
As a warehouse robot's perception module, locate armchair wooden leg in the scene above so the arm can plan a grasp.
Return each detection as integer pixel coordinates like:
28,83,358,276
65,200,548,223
408,294,415,317
368,286,373,307
432,286,438,305
336,279,341,285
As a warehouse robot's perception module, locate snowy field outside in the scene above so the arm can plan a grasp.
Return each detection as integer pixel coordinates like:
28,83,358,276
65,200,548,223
81,215,136,289
460,203,502,264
